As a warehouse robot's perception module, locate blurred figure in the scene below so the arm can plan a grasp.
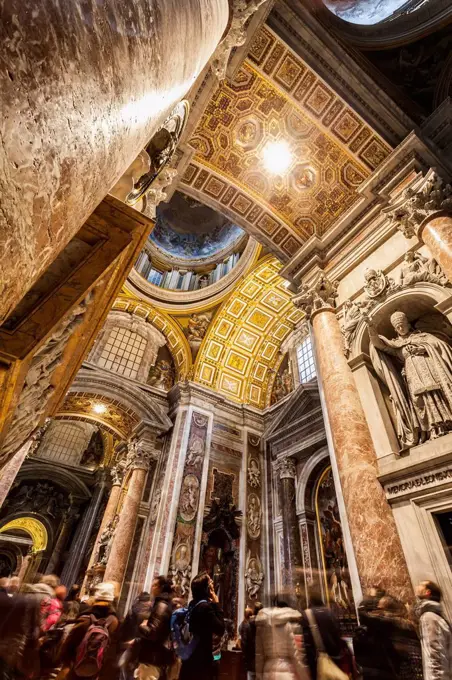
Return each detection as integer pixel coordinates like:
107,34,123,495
179,572,225,680
416,580,452,680
0,577,9,594
239,606,253,641
301,591,343,680
0,580,40,678
33,574,63,633
356,593,422,680
57,582,119,680
8,576,21,596
241,602,263,680
255,595,308,680
136,577,175,680
120,591,152,644
64,584,81,622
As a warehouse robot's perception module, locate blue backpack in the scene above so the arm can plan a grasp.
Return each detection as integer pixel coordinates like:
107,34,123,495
171,600,207,661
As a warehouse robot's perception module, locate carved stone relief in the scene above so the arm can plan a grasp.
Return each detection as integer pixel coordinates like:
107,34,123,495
147,360,175,391
96,515,119,566
245,549,264,599
248,458,261,488
247,493,261,539
293,274,339,319
170,539,192,598
179,474,200,522
1,294,92,463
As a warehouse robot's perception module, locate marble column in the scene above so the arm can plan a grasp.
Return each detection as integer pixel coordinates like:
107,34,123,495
82,467,123,591
46,505,80,575
104,442,154,588
389,169,452,282
422,216,452,283
0,0,230,323
60,473,107,587
294,276,413,601
278,457,303,591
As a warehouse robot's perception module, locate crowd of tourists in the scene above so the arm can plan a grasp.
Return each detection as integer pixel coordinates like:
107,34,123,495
0,572,450,680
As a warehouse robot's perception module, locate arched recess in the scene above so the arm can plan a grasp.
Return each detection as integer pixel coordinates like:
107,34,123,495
108,295,192,380
0,517,48,553
17,460,92,503
296,447,329,516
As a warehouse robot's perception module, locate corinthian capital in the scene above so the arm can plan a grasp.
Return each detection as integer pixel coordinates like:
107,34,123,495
293,274,338,320
126,440,158,471
384,169,452,239
278,456,297,480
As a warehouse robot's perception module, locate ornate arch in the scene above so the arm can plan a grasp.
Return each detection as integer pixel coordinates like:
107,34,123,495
296,447,330,515
0,517,48,553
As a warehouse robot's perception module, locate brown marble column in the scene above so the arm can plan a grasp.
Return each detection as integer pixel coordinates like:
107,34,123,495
104,443,153,588
278,457,303,591
0,0,230,323
294,276,413,601
0,422,49,507
421,216,452,283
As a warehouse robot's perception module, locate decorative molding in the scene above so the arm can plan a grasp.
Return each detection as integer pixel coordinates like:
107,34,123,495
278,456,297,480
292,274,338,319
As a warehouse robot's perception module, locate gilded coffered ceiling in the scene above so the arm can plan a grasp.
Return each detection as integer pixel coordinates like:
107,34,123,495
57,393,140,439
183,25,392,261
194,255,303,408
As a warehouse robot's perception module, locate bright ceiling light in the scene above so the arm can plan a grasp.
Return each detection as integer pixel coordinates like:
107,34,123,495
92,403,107,415
262,140,292,175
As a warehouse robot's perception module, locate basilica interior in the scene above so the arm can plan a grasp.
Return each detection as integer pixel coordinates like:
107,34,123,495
2,0,452,635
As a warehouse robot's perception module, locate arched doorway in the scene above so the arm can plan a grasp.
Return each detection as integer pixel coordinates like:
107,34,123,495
0,516,48,582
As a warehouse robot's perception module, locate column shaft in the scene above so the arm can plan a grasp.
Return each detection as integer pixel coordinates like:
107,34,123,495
0,0,230,322
312,308,412,600
46,509,78,575
280,475,303,589
84,482,122,581
104,468,147,586
422,216,452,283
0,441,31,508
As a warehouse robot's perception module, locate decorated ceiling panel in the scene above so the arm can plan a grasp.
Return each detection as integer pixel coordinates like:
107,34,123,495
194,256,304,408
185,26,392,259
57,393,140,440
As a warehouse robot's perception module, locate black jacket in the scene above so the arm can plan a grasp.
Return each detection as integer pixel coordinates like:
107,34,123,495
121,598,152,643
137,593,174,667
240,616,257,672
180,600,225,680
301,606,343,679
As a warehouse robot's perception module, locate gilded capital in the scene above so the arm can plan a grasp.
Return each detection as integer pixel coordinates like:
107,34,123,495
384,169,452,239
278,456,297,480
293,274,338,320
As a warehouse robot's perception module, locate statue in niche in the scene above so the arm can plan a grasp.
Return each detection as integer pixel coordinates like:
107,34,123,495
80,430,104,468
198,275,210,289
366,310,452,447
245,550,264,599
147,359,174,391
399,251,449,288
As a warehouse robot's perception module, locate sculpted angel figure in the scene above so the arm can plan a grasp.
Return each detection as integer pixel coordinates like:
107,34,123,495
366,310,452,447
400,251,448,288
341,299,369,356
245,551,264,599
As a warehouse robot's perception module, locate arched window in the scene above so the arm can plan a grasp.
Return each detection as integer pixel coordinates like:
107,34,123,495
98,327,147,379
297,336,316,384
39,421,95,466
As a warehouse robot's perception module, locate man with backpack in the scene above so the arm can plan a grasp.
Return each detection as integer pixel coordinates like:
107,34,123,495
416,580,452,680
174,572,225,680
135,576,175,680
57,582,119,680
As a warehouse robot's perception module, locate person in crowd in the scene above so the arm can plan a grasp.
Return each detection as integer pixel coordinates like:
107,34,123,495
239,607,253,641
241,602,263,680
255,595,308,680
0,577,9,594
8,576,21,596
301,590,343,680
57,582,119,680
0,581,40,678
63,584,81,622
121,591,152,644
135,578,175,680
416,580,452,680
32,574,63,633
179,572,225,680
356,592,422,680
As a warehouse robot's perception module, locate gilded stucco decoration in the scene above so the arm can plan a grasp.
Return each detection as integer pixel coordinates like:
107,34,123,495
194,257,303,407
0,517,48,553
57,393,140,440
112,295,192,379
184,26,391,261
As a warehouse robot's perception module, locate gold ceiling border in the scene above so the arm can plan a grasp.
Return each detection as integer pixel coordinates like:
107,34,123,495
113,293,192,378
193,255,303,408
